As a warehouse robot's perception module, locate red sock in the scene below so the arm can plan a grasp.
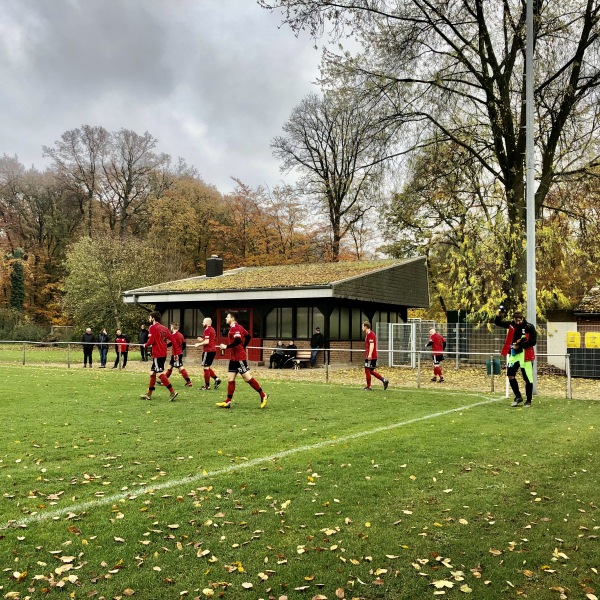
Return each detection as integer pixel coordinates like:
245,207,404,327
434,366,442,377
364,368,372,387
159,373,173,391
181,368,190,381
247,377,264,396
371,370,384,382
227,381,235,400
148,374,157,395
209,368,217,379
204,370,211,386
165,368,173,378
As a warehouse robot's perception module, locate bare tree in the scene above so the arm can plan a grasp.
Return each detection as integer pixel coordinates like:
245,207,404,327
261,0,600,295
100,129,172,236
43,125,109,236
0,155,26,250
45,126,173,237
272,91,391,261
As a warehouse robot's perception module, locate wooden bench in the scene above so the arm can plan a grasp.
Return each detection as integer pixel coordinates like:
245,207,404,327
293,350,312,369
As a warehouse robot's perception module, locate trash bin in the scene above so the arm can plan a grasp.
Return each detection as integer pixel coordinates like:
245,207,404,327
486,357,501,375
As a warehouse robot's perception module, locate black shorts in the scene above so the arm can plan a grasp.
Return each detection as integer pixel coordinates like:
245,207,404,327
364,359,377,369
202,351,216,367
151,356,166,373
507,362,520,377
228,360,250,375
169,354,183,368
433,354,444,365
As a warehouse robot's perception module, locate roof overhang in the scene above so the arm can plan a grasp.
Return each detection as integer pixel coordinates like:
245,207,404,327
124,287,334,304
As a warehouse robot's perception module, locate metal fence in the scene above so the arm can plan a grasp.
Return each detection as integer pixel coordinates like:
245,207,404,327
374,320,599,400
375,319,600,372
1,337,598,400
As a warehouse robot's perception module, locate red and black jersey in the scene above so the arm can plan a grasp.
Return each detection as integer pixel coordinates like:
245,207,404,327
227,322,250,361
428,332,445,355
364,329,378,359
170,330,185,356
114,335,129,353
202,325,217,352
147,322,172,358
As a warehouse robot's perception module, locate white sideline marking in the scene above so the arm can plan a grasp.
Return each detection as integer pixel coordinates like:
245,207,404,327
1,396,499,530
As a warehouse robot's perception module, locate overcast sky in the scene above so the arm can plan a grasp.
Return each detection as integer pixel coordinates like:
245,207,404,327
0,0,323,193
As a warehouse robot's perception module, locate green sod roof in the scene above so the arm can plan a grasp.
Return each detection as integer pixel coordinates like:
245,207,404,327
576,285,600,314
128,259,409,293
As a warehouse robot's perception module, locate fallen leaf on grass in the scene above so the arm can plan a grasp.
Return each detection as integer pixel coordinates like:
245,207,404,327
552,548,569,560
522,569,535,578
540,565,556,573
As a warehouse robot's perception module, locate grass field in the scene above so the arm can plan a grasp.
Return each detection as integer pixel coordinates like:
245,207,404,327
1,365,599,600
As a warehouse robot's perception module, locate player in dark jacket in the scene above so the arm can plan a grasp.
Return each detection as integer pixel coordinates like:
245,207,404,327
494,309,537,407
97,328,110,368
81,327,95,368
138,324,149,361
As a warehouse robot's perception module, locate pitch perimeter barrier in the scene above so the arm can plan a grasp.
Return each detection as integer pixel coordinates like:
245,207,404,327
1,341,596,400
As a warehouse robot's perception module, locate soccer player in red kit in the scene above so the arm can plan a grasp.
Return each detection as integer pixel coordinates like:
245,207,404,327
426,328,446,382
194,317,222,390
164,322,192,387
140,311,179,401
362,321,389,391
216,311,268,409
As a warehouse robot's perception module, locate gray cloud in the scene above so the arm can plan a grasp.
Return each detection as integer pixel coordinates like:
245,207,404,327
0,0,321,191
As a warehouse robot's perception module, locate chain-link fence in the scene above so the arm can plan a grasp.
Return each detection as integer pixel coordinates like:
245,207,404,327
373,320,599,400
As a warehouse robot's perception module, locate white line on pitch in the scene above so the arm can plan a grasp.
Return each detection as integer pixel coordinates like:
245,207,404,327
1,395,499,530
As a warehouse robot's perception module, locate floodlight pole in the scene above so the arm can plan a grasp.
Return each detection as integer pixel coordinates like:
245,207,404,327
526,0,538,392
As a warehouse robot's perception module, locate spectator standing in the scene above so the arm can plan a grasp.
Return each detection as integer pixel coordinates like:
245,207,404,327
81,327,95,368
165,322,192,387
138,324,149,361
140,312,178,402
194,317,222,390
426,328,446,382
97,327,109,368
362,321,389,391
494,309,537,407
217,311,268,409
310,326,324,368
113,329,129,369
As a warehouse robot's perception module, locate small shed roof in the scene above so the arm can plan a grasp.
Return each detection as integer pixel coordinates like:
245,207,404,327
574,285,600,315
123,257,429,308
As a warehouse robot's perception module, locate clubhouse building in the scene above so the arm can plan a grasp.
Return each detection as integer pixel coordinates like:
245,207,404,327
122,256,429,364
